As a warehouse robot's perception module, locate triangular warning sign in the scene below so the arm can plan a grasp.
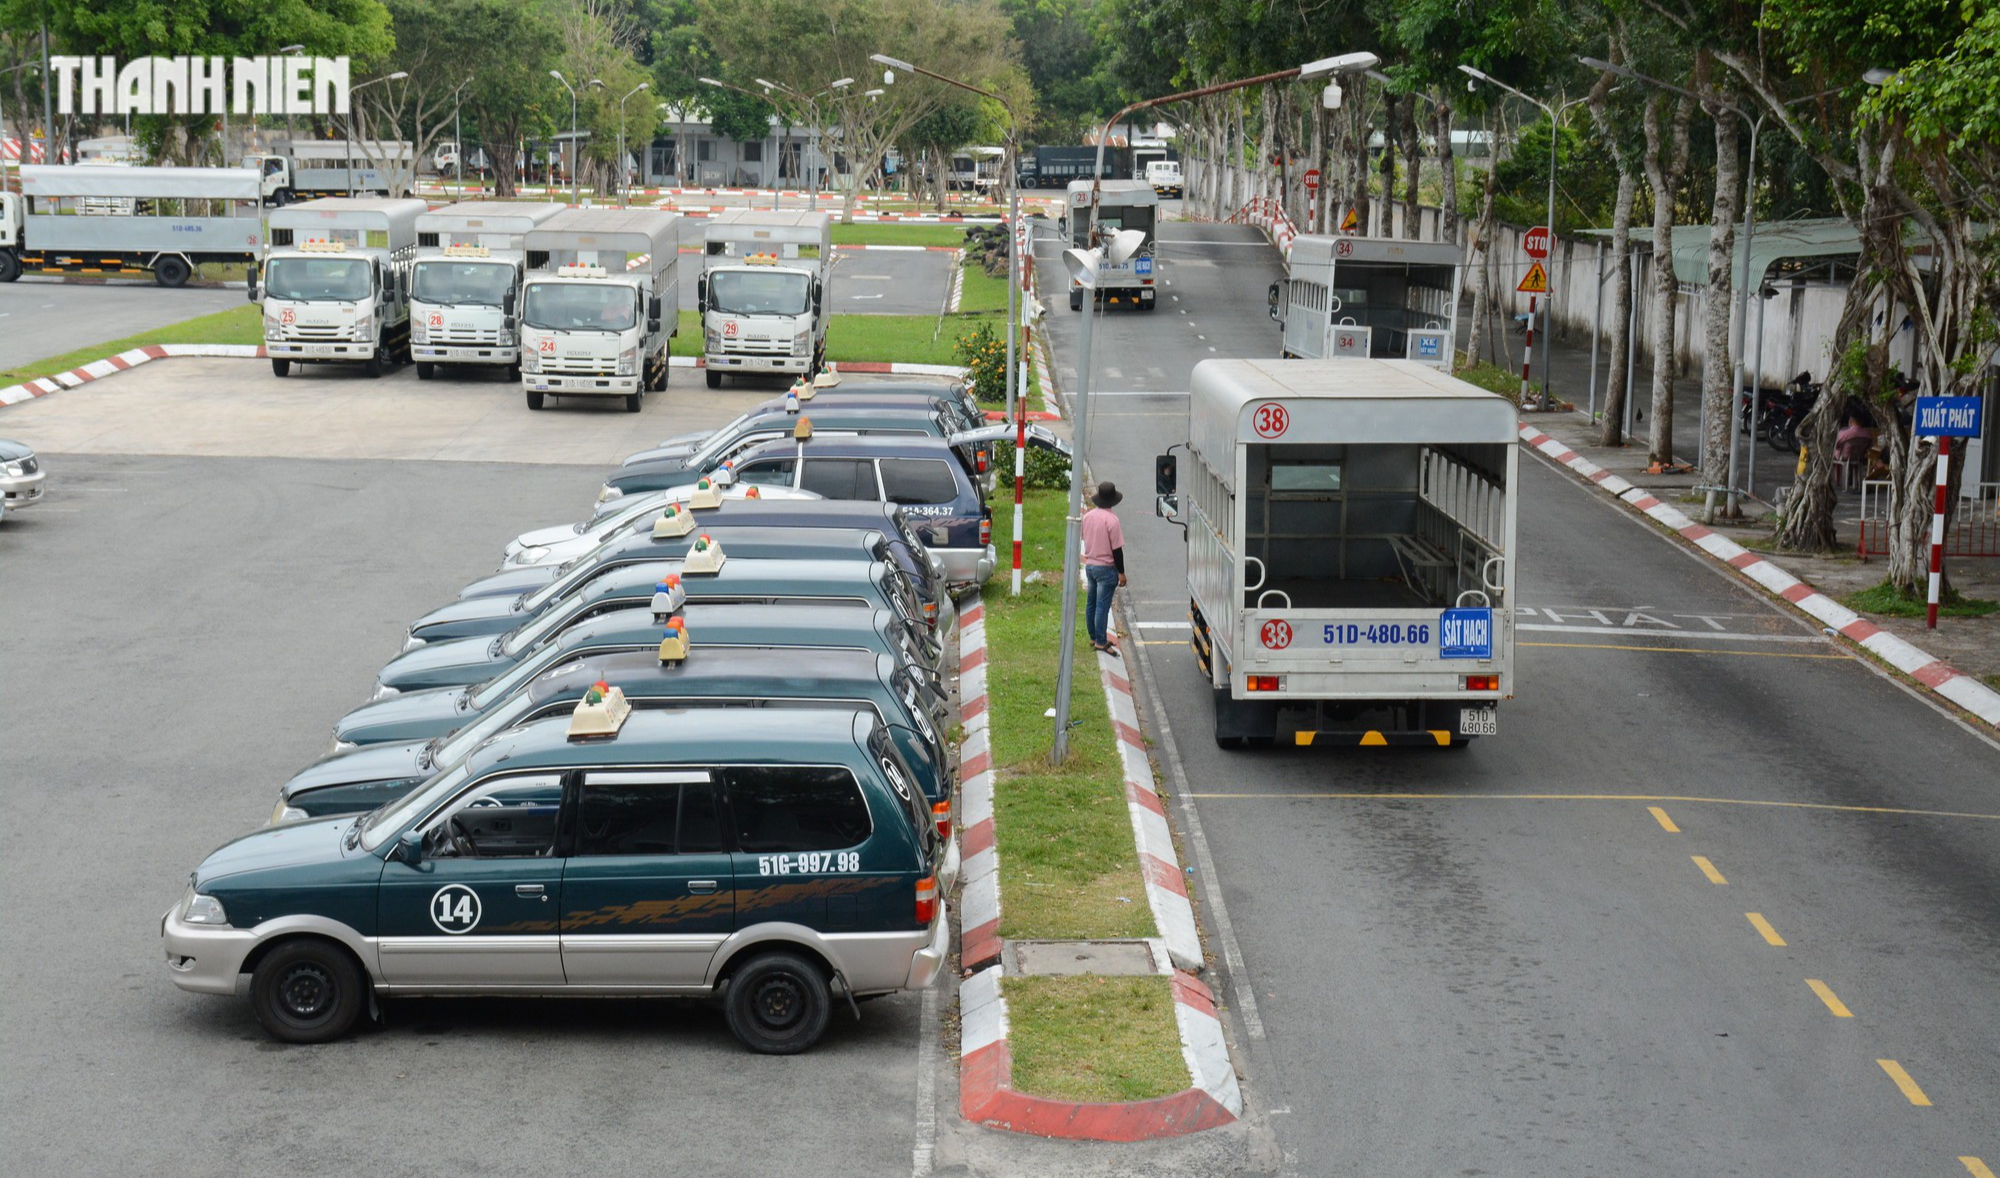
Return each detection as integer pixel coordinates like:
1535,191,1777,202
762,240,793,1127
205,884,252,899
1517,262,1550,294
1340,207,1359,232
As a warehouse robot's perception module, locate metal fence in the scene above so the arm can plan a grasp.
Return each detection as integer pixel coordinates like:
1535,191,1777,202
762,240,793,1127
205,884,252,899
1857,479,2000,559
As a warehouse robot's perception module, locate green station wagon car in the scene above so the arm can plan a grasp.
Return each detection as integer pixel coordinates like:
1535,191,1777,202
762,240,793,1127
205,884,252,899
164,705,948,1054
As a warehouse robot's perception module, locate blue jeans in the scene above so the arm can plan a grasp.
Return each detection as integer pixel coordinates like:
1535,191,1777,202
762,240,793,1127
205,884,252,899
1085,565,1119,648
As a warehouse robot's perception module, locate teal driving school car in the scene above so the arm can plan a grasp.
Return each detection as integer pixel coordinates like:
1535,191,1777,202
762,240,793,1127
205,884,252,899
163,703,948,1054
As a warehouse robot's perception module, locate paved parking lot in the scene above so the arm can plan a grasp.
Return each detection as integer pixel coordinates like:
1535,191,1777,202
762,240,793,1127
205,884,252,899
0,279,245,369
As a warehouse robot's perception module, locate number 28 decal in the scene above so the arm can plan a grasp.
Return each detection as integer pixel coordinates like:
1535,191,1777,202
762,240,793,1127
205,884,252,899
430,884,482,934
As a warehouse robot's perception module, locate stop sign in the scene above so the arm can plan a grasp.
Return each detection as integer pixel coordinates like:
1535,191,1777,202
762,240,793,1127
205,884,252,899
1303,168,1321,192
1523,225,1551,259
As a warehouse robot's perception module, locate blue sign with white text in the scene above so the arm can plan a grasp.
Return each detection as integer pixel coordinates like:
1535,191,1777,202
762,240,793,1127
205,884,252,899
1914,396,1983,437
1439,608,1494,660
1135,256,1153,277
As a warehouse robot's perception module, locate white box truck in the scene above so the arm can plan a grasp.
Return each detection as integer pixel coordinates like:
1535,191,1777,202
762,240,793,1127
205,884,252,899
513,208,680,413
1062,179,1158,311
696,208,832,389
1,165,264,286
1144,159,1184,199
1269,235,1462,367
253,197,426,378
241,140,416,204
409,201,567,381
1155,358,1516,748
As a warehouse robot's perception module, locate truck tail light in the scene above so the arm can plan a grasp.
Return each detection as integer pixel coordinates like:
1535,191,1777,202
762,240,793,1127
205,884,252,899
931,801,952,840
1464,674,1499,691
915,875,938,924
1246,675,1280,692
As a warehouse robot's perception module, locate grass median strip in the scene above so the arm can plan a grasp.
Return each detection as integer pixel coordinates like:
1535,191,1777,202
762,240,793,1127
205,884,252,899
0,303,263,387
1003,975,1190,1102
831,224,969,248
984,488,1155,941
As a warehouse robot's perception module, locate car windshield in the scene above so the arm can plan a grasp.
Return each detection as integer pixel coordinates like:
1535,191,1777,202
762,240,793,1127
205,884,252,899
523,281,636,330
469,641,585,709
433,681,546,765
708,269,811,317
500,590,594,658
588,490,674,534
523,552,608,611
264,256,371,302
413,259,514,306
359,763,471,851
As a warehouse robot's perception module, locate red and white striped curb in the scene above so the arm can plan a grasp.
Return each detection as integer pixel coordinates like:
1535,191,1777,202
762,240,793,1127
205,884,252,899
0,343,266,408
956,593,1003,970
1096,641,1204,970
1521,424,2000,728
945,249,965,314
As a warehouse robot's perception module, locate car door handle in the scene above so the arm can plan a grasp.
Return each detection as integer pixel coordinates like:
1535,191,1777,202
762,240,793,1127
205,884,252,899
687,880,719,894
515,884,545,897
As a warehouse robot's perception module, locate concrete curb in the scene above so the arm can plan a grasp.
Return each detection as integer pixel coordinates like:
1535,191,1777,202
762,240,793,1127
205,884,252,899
1094,643,1204,971
1521,423,2000,729
956,593,1003,972
1,350,966,410
0,343,266,408
958,962,1240,1141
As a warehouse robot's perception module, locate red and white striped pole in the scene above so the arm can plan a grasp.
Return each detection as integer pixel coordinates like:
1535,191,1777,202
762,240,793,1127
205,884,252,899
1518,295,1538,405
1011,325,1027,596
1927,436,1950,629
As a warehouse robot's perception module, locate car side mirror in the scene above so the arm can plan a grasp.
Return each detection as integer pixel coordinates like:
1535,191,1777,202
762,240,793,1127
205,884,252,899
396,828,424,866
1155,452,1176,495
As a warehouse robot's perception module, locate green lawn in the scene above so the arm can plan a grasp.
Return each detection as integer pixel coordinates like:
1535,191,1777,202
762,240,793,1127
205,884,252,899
1841,580,1999,619
1003,976,1190,1102
958,257,1012,314
831,224,970,248
983,488,1155,941
0,304,263,386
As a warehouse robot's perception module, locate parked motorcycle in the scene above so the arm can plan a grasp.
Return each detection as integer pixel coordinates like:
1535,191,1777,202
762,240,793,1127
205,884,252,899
1766,372,1822,452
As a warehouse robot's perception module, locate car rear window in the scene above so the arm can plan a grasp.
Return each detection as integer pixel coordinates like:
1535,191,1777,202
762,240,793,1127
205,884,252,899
737,457,795,488
880,458,958,506
800,457,877,501
724,766,872,851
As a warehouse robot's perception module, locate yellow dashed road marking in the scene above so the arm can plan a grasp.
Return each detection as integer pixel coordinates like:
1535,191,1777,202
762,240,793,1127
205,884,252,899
1806,979,1854,1018
1746,913,1787,946
1648,805,1680,832
1960,1158,1994,1178
1878,1060,1933,1106
1691,856,1728,885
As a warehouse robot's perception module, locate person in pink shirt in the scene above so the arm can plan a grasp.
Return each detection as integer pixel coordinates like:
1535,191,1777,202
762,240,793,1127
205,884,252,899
1081,481,1126,653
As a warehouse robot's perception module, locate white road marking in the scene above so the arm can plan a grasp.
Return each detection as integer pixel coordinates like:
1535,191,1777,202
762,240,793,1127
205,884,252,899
1085,389,1188,397
1519,622,1823,644
1136,620,1189,629
910,978,940,1176
850,294,885,300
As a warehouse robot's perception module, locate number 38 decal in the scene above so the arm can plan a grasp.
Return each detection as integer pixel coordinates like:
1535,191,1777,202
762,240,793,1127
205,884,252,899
1260,619,1293,649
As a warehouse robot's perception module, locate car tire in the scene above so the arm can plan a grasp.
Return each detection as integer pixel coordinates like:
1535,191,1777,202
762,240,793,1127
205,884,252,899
249,939,365,1044
724,951,831,1055
705,368,722,390
526,389,545,410
154,256,191,288
416,362,434,381
271,358,291,378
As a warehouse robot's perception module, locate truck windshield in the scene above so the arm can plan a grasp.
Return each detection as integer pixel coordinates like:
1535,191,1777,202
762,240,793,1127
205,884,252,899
522,282,637,331
1072,205,1157,247
708,269,811,317
413,260,515,306
264,257,372,302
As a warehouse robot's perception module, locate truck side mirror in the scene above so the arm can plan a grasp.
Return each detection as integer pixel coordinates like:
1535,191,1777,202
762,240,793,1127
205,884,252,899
696,274,707,314
648,294,662,320
812,278,823,310
246,267,259,302
1267,280,1281,321
1155,493,1180,521
383,271,397,301
1155,452,1177,495
504,288,516,314
647,317,661,334
503,315,517,332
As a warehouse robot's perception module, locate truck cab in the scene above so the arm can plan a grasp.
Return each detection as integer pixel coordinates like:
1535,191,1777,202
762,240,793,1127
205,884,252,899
1158,359,1516,748
698,209,833,389
1063,179,1158,312
515,208,681,413
254,197,426,378
409,201,567,381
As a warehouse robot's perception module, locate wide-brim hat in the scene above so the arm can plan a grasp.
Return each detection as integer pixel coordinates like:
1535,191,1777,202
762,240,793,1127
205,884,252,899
1092,481,1123,509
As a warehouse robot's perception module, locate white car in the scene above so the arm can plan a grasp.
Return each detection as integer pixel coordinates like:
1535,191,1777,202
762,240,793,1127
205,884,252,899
501,482,822,568
0,439,46,513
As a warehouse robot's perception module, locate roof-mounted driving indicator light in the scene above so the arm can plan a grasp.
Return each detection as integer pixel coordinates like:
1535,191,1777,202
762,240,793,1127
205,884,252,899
441,243,491,258
743,485,762,498
683,534,726,574
650,573,687,620
556,262,608,278
657,614,690,663
812,362,839,389
568,682,632,738
652,502,695,539
711,462,736,487
785,383,801,413
688,476,723,509
793,415,813,441
299,239,348,252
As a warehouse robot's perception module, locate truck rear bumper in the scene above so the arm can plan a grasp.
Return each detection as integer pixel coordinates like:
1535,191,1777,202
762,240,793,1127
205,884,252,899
707,354,810,375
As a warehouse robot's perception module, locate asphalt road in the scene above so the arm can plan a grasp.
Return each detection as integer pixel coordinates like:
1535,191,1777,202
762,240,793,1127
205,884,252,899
0,454,929,1175
0,278,245,369
1033,222,2000,1175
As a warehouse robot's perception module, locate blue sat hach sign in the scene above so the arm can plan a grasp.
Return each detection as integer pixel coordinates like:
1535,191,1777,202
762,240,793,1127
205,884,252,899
1439,608,1493,659
1914,396,1983,437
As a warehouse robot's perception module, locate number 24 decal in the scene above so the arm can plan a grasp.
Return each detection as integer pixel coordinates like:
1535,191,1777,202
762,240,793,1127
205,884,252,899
538,338,556,354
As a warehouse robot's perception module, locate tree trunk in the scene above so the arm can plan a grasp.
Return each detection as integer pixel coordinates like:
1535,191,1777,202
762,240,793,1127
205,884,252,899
1601,170,1637,446
1345,73,1369,234
1698,95,1741,522
1435,98,1458,245
1466,156,1500,369
1379,92,1398,237
1399,97,1421,241
1641,92,1694,469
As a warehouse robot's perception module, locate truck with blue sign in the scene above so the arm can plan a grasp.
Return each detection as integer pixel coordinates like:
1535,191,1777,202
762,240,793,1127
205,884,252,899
1154,358,1516,747
1062,179,1158,311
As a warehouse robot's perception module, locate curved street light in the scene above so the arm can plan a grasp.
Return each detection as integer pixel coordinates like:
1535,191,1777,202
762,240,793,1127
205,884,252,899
617,82,650,207
550,71,604,203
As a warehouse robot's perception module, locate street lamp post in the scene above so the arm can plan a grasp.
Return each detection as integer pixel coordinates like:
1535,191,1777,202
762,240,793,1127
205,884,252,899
276,46,305,158
449,76,473,194
757,77,856,210
1458,65,1587,412
618,82,651,208
347,71,410,195
550,71,604,204
1044,51,1379,762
